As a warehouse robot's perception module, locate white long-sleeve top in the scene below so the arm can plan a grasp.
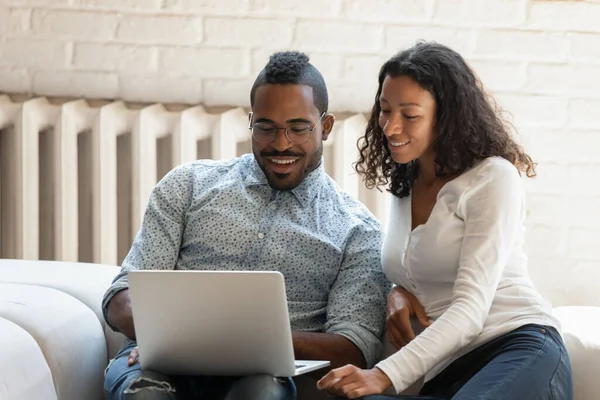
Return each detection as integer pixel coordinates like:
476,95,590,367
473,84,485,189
375,156,559,394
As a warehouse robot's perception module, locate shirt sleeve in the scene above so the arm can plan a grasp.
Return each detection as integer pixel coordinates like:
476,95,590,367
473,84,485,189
375,160,525,393
324,215,392,368
101,163,192,331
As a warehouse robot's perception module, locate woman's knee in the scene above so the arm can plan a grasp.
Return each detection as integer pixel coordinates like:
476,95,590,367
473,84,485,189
224,374,297,400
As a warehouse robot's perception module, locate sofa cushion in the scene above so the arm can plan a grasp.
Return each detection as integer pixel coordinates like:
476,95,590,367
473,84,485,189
0,283,107,400
554,306,600,400
0,317,57,400
0,259,125,358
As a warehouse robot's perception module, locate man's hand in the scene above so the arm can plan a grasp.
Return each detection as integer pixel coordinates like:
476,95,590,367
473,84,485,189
386,286,431,350
128,347,139,366
316,365,392,399
106,289,136,340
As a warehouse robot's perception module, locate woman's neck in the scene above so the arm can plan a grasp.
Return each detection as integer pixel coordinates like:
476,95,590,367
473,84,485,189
416,151,438,186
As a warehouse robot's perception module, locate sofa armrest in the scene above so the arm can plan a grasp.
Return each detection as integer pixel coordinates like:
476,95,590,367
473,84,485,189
553,306,600,400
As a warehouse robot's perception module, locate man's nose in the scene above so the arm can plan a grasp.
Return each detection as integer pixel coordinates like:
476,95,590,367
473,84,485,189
271,129,292,151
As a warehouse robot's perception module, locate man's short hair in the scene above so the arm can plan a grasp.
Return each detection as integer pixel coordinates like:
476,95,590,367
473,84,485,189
250,51,329,114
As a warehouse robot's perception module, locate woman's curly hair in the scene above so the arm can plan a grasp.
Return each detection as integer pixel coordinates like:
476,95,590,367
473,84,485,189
355,41,536,198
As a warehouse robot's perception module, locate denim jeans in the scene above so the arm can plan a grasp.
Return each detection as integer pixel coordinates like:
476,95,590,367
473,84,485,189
342,324,573,400
104,340,297,400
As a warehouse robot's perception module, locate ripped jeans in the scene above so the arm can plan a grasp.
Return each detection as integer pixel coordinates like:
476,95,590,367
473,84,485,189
104,340,297,400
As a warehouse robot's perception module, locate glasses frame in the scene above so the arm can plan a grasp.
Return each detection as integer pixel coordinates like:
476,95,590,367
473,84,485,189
248,112,326,145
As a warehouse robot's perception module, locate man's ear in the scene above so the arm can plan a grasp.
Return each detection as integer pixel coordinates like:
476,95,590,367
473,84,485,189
321,114,335,141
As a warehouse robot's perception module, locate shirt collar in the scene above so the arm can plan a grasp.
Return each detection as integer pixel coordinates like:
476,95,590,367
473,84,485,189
244,154,326,208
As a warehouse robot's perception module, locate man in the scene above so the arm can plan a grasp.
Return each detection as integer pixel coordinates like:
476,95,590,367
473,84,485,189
102,51,390,400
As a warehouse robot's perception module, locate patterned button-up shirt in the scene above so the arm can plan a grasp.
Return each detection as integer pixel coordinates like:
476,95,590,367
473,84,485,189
102,153,390,367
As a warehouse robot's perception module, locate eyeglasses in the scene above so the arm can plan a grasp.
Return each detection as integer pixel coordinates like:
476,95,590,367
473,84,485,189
248,112,326,145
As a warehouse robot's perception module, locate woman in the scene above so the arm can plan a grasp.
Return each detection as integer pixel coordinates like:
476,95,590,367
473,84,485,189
316,41,573,399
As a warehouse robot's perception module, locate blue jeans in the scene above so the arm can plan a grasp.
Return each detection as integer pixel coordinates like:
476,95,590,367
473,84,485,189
104,340,297,400
348,324,573,400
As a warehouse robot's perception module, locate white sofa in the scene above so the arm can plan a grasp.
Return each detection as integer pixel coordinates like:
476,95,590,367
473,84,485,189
1,258,599,400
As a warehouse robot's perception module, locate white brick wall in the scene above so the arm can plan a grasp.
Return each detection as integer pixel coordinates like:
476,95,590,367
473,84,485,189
117,14,203,44
0,0,599,306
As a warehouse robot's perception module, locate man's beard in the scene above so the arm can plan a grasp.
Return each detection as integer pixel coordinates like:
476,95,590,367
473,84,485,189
255,145,323,191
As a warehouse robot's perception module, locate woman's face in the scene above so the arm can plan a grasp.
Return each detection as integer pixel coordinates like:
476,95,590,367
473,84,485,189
378,75,437,165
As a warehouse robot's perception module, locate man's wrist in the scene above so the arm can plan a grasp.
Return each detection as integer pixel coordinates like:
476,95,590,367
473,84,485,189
106,289,136,339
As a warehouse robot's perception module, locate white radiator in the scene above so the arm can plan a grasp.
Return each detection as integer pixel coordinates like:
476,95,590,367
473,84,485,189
0,95,390,265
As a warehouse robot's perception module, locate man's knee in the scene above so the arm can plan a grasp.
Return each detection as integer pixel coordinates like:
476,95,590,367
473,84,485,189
121,372,177,400
104,355,176,400
224,374,296,400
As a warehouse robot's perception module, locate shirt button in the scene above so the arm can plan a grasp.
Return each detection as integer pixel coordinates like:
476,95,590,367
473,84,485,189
270,204,277,210
258,233,265,239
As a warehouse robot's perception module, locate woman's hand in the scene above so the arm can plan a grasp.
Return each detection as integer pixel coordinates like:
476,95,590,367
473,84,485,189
386,286,431,349
316,365,392,398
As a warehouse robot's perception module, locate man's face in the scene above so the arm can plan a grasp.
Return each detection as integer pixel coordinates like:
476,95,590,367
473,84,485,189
251,84,334,191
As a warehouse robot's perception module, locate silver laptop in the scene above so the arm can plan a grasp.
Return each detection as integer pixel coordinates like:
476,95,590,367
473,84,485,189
128,270,330,377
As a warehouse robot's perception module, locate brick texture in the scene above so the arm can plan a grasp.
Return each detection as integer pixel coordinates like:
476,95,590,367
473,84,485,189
73,43,158,73
204,17,292,48
158,47,248,78
294,20,383,52
31,9,118,40
385,26,475,55
163,0,249,14
528,1,600,33
495,94,568,128
468,60,526,91
0,39,69,69
0,68,31,93
33,71,119,99
0,0,598,302
249,0,340,17
117,15,203,45
527,64,600,96
72,0,163,10
475,30,569,62
342,0,434,22
434,0,526,27
120,75,202,104
203,79,254,107
0,7,30,35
